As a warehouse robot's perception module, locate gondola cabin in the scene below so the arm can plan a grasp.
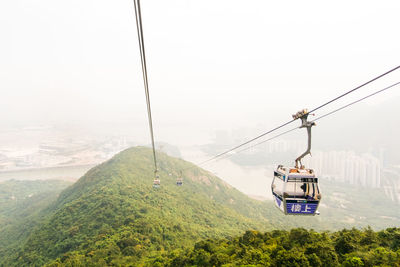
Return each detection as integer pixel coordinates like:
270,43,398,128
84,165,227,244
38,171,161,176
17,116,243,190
271,165,321,215
153,178,161,188
176,177,183,186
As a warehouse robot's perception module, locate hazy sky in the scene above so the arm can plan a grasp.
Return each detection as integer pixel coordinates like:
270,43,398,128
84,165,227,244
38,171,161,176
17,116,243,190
1,0,400,145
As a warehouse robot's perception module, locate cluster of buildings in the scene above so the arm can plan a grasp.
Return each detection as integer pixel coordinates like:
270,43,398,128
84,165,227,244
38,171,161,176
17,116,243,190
303,150,382,188
212,129,400,202
248,138,383,189
256,139,400,203
235,138,385,189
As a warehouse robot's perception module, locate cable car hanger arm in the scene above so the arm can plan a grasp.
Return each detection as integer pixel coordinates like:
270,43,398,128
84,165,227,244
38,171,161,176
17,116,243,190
293,110,316,168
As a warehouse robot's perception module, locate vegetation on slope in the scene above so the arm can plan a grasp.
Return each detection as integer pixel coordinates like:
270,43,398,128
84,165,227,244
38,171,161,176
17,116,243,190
1,147,272,266
0,179,71,225
148,227,400,266
0,179,72,260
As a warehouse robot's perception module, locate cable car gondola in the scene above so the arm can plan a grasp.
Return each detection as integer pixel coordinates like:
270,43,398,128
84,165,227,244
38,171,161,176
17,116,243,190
176,171,183,186
271,109,321,215
272,166,321,215
153,178,160,188
153,171,160,188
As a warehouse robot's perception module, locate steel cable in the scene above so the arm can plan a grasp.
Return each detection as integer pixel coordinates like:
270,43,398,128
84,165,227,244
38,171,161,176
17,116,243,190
194,66,400,167
210,80,400,164
133,0,158,173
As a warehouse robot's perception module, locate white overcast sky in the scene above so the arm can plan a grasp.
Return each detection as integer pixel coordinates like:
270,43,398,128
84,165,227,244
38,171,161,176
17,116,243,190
1,0,399,145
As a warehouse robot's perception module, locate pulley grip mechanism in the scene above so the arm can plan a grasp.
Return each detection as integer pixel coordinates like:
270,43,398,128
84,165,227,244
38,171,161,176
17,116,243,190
293,109,316,169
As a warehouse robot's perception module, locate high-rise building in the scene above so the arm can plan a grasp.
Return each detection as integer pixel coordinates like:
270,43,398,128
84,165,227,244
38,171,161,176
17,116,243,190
303,150,381,188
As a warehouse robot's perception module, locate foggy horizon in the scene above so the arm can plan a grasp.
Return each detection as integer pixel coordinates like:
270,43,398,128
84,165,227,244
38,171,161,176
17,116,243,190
1,0,400,147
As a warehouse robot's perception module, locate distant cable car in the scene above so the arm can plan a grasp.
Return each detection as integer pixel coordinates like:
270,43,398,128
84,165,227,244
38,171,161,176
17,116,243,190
176,177,183,186
153,171,160,188
271,109,321,215
153,178,160,188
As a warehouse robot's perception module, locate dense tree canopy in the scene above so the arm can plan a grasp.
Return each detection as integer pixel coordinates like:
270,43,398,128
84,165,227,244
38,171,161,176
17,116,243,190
148,228,400,267
43,227,400,266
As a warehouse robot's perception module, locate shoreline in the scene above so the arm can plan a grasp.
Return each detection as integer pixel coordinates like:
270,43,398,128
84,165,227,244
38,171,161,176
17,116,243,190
0,164,95,182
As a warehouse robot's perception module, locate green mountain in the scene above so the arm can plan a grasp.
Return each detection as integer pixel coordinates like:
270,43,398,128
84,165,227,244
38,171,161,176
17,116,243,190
1,147,274,266
0,180,72,263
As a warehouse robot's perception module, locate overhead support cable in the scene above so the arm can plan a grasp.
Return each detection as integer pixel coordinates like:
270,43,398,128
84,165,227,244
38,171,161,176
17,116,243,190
312,81,400,123
309,65,400,114
196,119,296,166
195,65,400,166
205,127,299,165
133,0,158,174
212,80,400,163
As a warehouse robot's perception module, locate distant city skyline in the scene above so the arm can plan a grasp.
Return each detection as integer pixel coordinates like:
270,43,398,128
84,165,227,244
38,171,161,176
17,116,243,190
304,150,381,188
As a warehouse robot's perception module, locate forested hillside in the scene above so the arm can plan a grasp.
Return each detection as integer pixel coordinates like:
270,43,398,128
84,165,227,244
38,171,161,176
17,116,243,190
0,180,71,261
1,147,273,266
0,179,71,226
146,227,400,266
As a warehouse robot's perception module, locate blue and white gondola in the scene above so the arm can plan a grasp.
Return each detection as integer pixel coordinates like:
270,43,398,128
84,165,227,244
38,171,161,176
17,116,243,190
271,165,321,215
